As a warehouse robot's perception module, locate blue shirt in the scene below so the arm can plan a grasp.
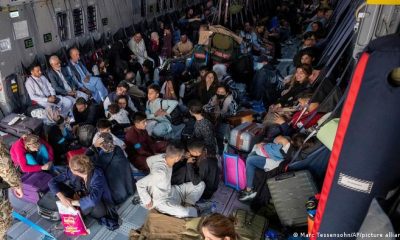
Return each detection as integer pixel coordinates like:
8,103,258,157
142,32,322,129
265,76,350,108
48,167,114,210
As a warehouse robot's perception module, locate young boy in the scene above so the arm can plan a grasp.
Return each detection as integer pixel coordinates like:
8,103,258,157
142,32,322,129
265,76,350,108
136,144,205,218
145,84,179,138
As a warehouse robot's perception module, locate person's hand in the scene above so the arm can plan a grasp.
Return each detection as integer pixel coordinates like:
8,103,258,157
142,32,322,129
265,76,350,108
145,200,153,209
94,137,104,148
41,162,52,171
13,186,23,198
71,200,80,207
273,113,286,125
187,157,196,164
68,91,77,97
57,193,74,208
155,109,167,117
47,96,56,103
82,88,92,96
84,75,90,83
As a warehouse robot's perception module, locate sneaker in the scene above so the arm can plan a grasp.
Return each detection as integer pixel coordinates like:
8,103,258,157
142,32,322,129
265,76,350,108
238,190,257,202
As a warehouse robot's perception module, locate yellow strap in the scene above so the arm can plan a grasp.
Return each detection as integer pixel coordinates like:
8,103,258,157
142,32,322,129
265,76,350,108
367,0,399,5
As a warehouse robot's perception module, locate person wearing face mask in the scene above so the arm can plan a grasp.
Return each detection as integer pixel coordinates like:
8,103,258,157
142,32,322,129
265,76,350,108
86,133,134,204
238,135,292,202
10,134,54,173
203,85,238,152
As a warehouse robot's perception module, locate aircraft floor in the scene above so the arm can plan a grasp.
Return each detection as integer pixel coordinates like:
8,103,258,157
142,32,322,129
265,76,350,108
7,182,250,240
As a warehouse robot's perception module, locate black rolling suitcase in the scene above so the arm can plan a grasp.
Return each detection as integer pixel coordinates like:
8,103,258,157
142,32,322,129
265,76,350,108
37,191,60,221
267,170,317,227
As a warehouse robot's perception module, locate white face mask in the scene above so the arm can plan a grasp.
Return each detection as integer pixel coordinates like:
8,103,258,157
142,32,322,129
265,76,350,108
254,62,265,71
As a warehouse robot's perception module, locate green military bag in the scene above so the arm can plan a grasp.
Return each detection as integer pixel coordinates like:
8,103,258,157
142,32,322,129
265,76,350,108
234,209,268,240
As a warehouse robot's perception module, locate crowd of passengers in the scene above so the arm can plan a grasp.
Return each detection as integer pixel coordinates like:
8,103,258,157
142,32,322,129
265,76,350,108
9,0,334,237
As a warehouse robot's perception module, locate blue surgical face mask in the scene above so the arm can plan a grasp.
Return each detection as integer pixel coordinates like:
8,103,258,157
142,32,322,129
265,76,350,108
254,62,265,71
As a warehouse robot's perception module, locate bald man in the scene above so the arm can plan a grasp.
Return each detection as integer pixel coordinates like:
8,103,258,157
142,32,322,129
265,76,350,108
47,55,90,102
66,48,108,103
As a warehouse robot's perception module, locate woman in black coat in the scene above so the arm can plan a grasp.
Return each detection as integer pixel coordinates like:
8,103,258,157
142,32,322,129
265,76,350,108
86,132,134,204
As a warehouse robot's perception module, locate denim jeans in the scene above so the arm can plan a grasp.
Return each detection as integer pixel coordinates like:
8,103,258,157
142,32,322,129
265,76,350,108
246,154,267,189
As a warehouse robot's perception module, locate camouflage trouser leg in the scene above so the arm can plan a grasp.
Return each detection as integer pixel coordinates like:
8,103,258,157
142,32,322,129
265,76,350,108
0,199,13,240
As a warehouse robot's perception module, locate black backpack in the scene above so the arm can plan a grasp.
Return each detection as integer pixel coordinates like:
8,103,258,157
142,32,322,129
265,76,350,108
77,124,96,147
160,100,183,125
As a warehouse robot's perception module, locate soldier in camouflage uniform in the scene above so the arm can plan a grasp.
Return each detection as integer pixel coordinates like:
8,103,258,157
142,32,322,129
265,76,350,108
0,142,23,239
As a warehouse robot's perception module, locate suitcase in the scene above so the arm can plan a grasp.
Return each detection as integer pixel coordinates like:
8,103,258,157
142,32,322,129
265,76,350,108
227,110,255,127
0,113,43,137
223,152,246,190
18,172,53,203
229,122,264,152
37,191,60,221
267,170,318,227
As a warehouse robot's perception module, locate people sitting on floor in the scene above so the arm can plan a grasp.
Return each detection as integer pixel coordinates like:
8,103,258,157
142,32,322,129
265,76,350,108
185,141,219,199
103,81,138,115
272,64,312,108
25,64,73,117
92,119,126,153
188,100,217,155
116,95,136,122
160,75,179,100
197,70,218,105
49,154,119,226
136,143,205,218
72,97,105,128
11,134,54,173
145,84,179,139
47,55,90,101
212,64,238,100
46,112,74,161
239,135,292,201
172,33,194,57
136,60,160,88
200,213,239,240
128,32,154,65
107,103,131,129
125,112,167,172
203,84,238,152
67,47,109,103
87,132,134,205
269,91,323,138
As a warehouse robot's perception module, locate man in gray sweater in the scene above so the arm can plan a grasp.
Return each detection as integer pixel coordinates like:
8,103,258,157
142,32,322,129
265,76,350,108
136,144,205,218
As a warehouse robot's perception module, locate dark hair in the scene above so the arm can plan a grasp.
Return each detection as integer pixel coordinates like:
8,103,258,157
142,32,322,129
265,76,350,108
299,48,316,60
117,80,130,90
133,112,147,124
187,141,205,152
148,83,161,93
303,31,316,41
188,99,203,114
200,213,237,240
75,97,87,105
297,89,314,100
199,65,210,72
108,103,120,115
216,84,231,94
29,63,41,72
96,119,112,130
166,143,185,159
291,133,317,150
297,64,313,76
116,95,129,104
